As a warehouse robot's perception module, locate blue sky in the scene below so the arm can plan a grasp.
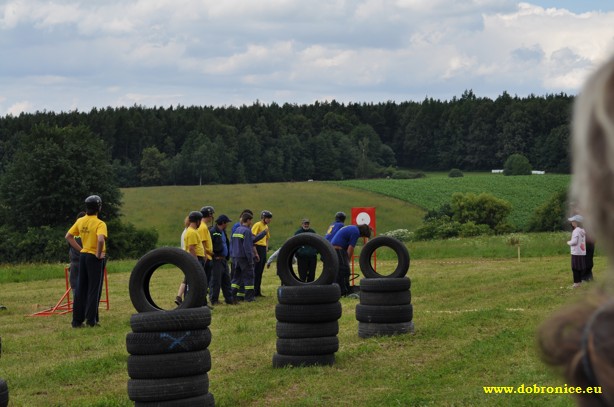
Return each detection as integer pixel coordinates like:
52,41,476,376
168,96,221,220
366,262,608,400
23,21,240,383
1,0,614,115
531,1,614,13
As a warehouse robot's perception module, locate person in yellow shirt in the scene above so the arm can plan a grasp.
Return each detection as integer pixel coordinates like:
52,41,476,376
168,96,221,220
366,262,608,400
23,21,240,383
65,195,107,328
252,210,272,297
175,211,206,306
199,206,215,283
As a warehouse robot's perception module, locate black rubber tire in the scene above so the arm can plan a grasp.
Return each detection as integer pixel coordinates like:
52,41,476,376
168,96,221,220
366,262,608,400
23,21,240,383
276,337,339,356
276,234,338,286
355,304,413,323
275,302,342,323
358,321,415,338
272,353,335,368
128,349,211,379
276,321,339,339
129,247,207,312
0,378,7,407
277,284,341,305
128,374,209,402
130,308,212,333
135,392,215,407
359,290,411,306
359,236,410,278
359,277,411,292
126,329,212,355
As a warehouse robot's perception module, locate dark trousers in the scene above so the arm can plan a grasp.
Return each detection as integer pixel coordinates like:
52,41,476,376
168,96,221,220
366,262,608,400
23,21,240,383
584,243,595,281
69,261,79,292
254,245,267,296
204,260,213,289
297,255,317,282
210,258,233,303
231,257,255,302
72,253,104,327
335,248,351,296
571,255,586,284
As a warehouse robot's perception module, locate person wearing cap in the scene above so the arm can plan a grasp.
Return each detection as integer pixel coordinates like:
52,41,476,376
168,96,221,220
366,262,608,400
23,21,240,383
325,211,346,242
209,214,235,305
231,212,259,302
566,214,586,288
252,210,272,297
176,211,209,306
65,195,107,328
199,206,215,289
294,219,318,282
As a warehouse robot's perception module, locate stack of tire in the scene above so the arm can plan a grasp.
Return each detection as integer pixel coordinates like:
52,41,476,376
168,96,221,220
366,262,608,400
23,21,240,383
273,234,341,368
0,336,8,407
274,285,342,367
127,247,215,406
356,236,414,338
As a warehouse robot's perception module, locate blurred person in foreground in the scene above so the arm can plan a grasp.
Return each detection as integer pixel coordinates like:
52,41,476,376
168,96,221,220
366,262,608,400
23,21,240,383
538,55,614,406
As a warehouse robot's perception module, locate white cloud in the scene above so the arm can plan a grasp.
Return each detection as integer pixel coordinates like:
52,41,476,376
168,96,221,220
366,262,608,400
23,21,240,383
7,101,33,115
1,0,614,114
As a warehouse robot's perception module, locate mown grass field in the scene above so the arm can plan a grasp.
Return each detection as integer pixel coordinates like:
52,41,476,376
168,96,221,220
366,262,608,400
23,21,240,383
0,254,610,406
119,183,424,248
338,173,570,230
0,175,603,406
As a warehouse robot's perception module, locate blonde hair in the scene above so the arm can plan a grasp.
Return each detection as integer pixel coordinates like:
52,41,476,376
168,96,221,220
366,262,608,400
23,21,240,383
571,55,614,255
539,55,614,406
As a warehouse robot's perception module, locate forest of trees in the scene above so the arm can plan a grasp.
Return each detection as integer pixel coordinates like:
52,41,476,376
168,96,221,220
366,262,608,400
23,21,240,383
0,90,574,188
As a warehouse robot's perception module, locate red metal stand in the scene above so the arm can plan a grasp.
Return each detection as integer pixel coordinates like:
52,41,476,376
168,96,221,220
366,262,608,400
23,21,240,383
30,265,109,317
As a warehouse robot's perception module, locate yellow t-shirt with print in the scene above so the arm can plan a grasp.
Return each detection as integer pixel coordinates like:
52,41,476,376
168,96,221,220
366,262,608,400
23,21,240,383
67,214,107,255
185,227,205,257
198,222,213,260
252,220,270,247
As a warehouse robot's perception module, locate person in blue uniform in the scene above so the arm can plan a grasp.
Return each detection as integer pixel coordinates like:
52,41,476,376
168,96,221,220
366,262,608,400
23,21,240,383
325,211,346,242
330,224,371,297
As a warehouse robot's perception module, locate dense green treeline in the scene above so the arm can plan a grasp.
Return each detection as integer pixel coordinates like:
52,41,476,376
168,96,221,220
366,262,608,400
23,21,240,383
0,90,573,187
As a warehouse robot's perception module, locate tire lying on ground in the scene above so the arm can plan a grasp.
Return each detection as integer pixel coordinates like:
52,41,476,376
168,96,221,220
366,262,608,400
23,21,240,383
359,277,411,292
359,236,410,279
276,337,339,356
128,374,209,403
129,247,207,313
126,329,212,355
355,304,413,323
272,353,335,368
128,349,211,379
276,234,338,286
358,321,415,338
134,392,215,407
277,284,341,305
130,307,212,333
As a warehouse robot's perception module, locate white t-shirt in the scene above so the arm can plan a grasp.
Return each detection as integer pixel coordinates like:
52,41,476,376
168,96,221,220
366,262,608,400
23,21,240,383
567,227,586,256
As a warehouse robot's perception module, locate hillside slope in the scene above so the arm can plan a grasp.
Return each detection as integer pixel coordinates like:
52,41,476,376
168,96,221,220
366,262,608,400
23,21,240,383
121,182,424,247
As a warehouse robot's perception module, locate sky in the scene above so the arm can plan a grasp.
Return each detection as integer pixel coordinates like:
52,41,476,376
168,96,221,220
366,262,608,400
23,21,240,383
1,0,614,116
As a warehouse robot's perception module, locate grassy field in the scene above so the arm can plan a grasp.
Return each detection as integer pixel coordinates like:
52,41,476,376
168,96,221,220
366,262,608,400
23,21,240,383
119,173,570,249
338,173,570,230
0,255,610,406
0,175,603,406
119,183,425,248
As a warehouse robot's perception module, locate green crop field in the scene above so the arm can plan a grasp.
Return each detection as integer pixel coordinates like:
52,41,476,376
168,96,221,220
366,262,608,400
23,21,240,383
338,173,571,230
